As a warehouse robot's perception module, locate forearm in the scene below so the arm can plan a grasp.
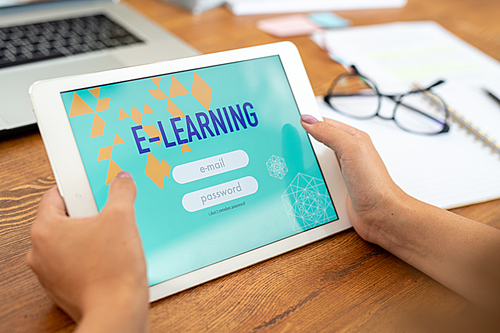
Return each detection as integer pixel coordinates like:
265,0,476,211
372,194,500,312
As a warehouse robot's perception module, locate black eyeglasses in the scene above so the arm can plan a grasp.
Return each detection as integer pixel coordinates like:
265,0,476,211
324,66,450,135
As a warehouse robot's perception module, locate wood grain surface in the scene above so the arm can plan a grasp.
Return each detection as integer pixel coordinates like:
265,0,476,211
1,0,499,332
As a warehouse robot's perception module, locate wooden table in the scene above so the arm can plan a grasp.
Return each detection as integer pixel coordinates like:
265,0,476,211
1,0,500,331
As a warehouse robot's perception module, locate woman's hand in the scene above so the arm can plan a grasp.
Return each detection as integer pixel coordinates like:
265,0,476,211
27,172,149,333
300,115,409,245
301,115,500,315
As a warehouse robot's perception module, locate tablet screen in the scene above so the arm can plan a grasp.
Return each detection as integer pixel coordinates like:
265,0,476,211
60,55,338,286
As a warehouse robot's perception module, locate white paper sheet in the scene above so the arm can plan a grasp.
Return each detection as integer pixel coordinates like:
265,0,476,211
312,21,500,91
311,21,500,208
227,0,407,16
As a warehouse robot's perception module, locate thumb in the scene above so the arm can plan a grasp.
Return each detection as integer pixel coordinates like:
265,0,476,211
300,115,355,157
106,171,137,209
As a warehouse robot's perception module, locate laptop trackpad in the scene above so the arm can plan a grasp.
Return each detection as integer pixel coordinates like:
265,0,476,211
0,55,124,127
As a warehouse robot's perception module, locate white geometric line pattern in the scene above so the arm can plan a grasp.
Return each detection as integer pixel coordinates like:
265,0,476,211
281,173,337,231
266,155,288,179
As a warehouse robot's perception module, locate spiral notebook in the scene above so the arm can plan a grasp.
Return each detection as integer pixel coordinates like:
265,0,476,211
419,83,500,157
312,21,500,209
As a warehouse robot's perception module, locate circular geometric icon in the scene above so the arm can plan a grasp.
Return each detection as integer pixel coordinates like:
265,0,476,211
266,155,288,179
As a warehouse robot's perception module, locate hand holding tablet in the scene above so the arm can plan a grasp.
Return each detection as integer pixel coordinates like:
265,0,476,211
29,42,351,301
27,175,150,332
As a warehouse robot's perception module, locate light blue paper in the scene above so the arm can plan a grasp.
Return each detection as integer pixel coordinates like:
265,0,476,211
309,12,350,29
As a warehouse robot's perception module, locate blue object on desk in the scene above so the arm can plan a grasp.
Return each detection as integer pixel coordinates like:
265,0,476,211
308,12,350,29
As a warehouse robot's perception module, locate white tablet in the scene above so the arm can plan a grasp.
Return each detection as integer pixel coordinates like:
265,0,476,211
29,41,351,302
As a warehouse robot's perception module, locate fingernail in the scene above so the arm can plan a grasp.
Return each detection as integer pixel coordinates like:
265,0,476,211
301,114,319,124
116,171,133,180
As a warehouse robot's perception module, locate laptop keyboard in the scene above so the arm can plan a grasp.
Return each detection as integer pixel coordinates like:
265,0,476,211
0,14,144,69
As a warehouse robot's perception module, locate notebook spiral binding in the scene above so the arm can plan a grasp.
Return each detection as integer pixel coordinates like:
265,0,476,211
415,85,500,158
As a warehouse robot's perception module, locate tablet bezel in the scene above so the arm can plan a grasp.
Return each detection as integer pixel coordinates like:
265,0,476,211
29,41,351,302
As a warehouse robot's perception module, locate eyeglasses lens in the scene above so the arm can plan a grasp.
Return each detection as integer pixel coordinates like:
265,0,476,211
395,92,448,134
328,75,379,118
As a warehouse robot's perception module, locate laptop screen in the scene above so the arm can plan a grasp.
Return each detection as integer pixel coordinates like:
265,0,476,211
0,0,101,9
0,1,53,8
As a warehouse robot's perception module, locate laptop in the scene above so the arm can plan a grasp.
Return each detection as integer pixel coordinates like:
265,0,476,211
0,0,199,137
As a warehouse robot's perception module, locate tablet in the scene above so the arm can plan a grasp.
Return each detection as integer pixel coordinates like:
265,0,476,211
30,42,351,302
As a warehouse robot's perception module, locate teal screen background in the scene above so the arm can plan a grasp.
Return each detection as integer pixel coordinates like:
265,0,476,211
60,56,338,286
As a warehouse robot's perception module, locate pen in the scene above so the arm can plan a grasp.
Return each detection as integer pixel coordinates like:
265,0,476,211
482,88,500,107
